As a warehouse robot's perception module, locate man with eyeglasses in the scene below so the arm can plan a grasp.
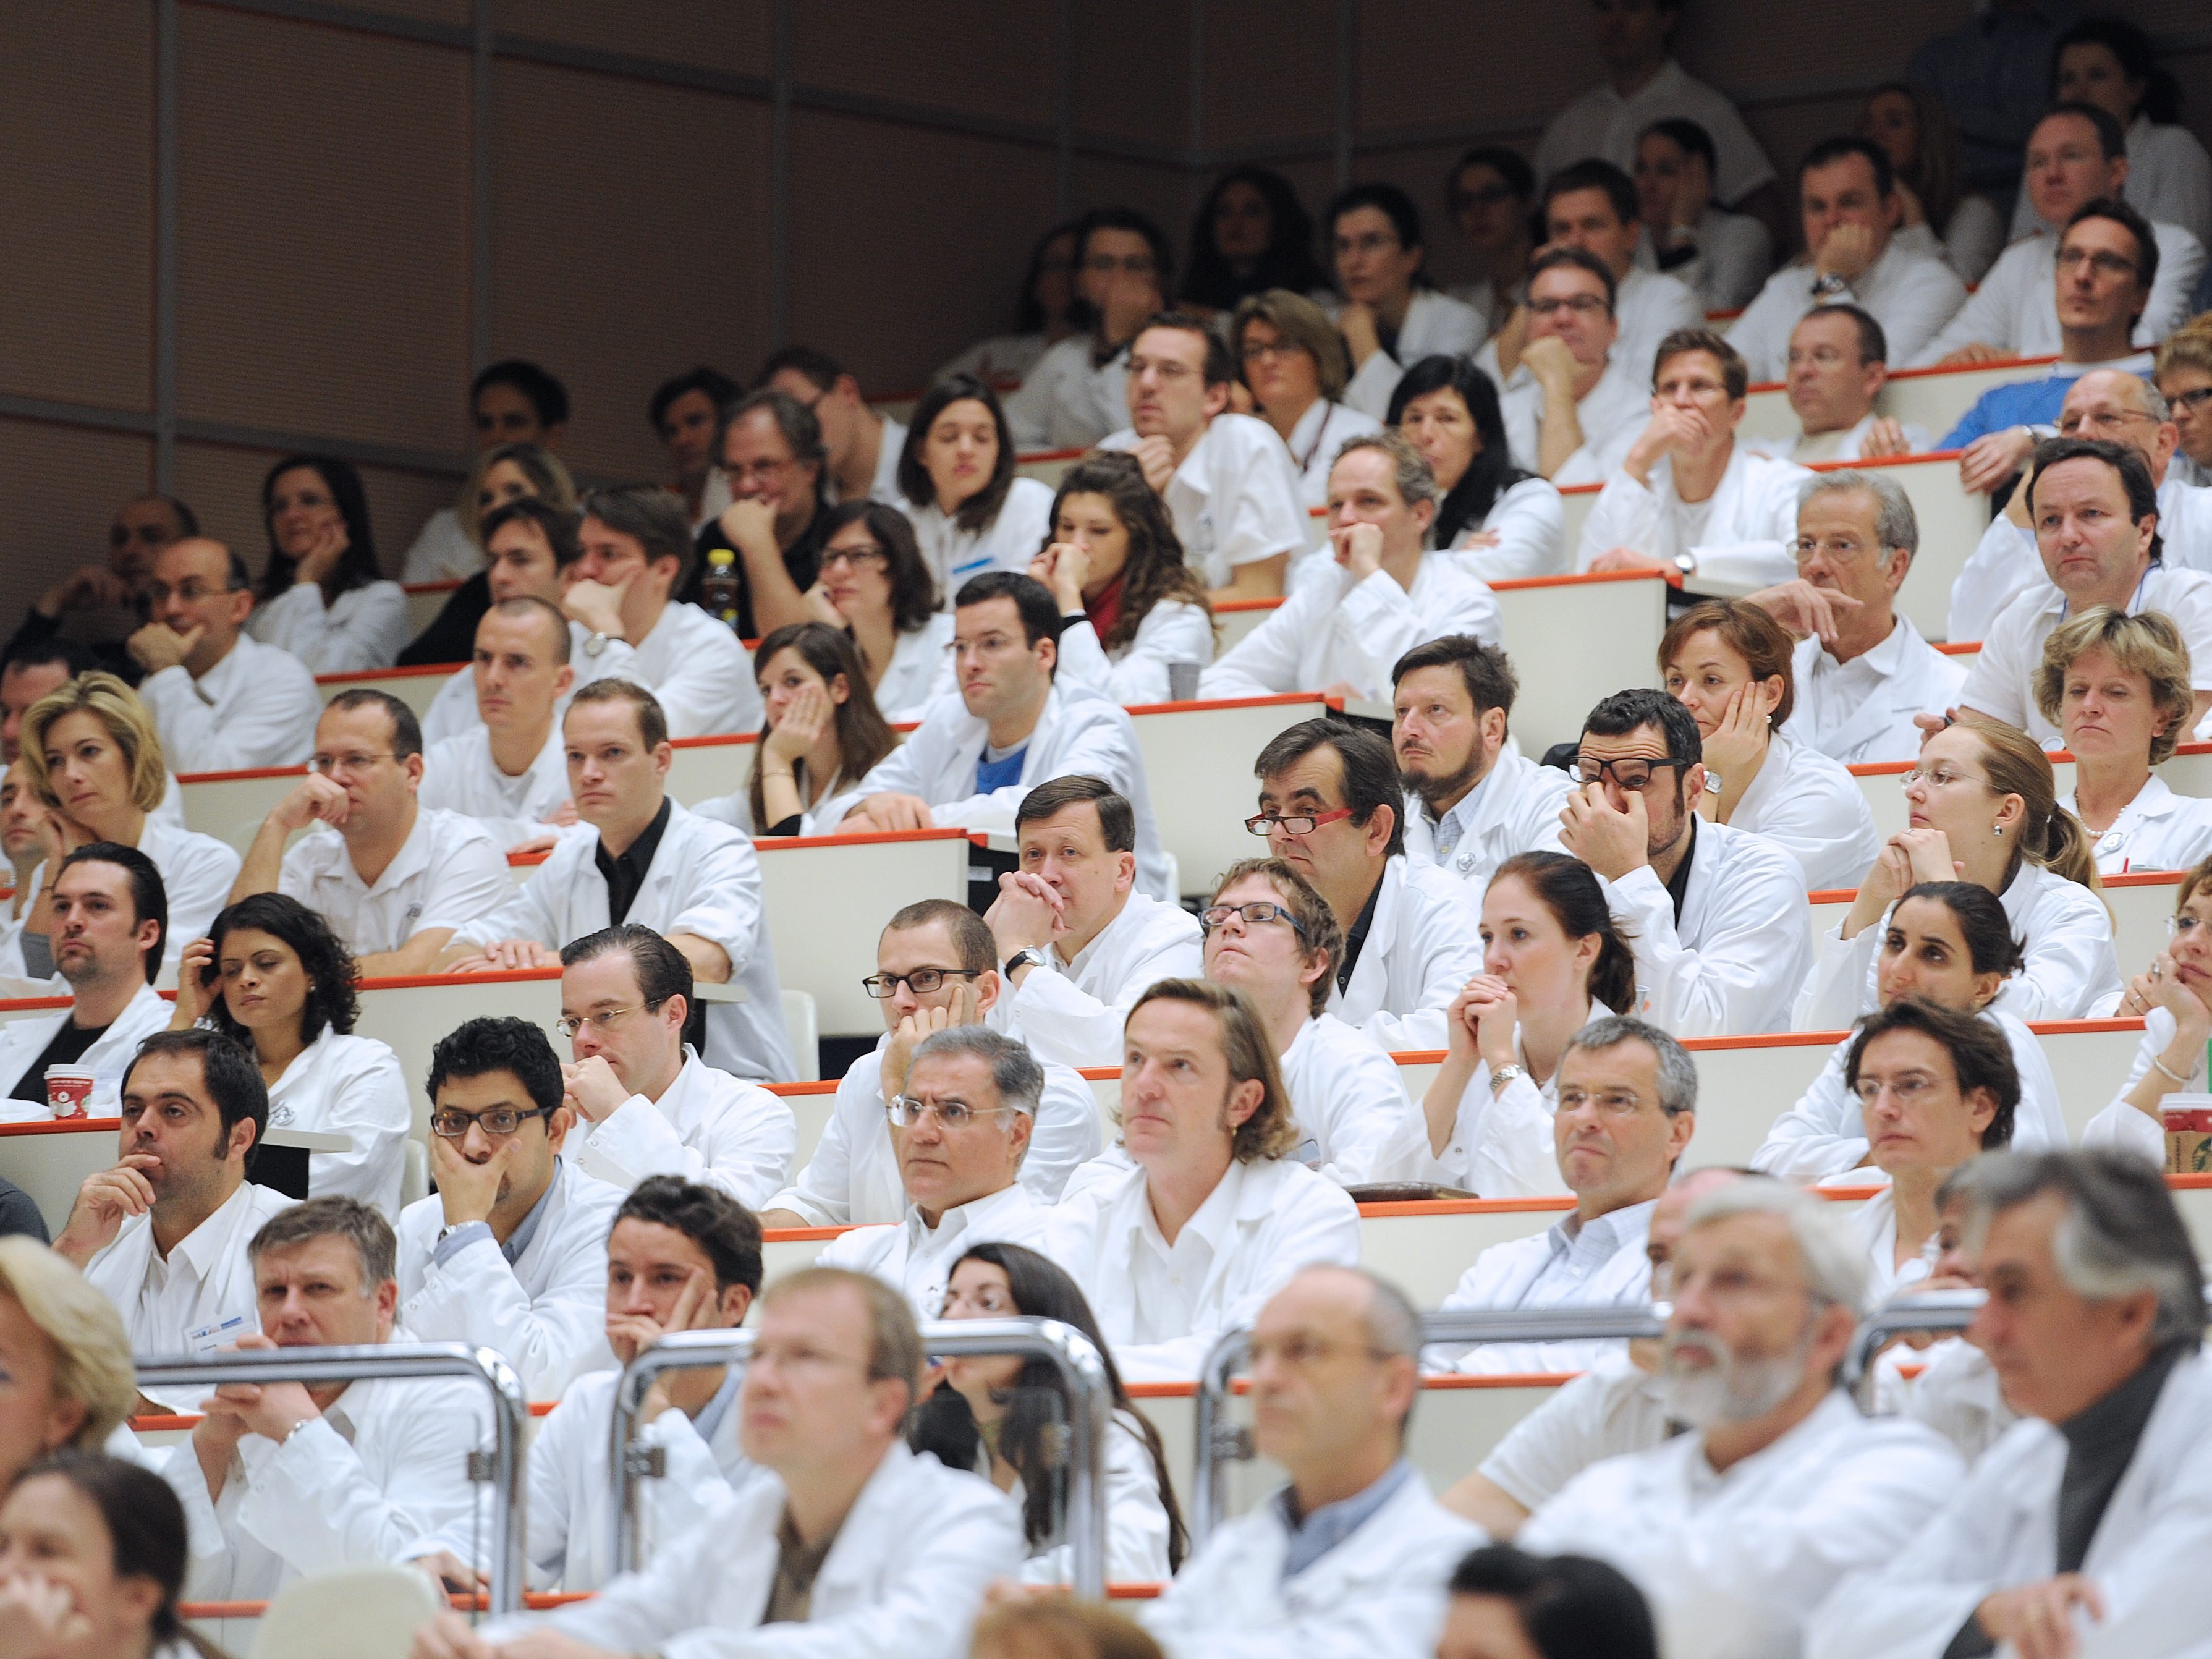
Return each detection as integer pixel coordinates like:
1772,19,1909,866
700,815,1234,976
816,1026,1051,1319
2155,326,2212,488
395,1016,624,1398
1742,305,1930,465
1485,248,1649,486
1562,687,1812,1035
1007,208,1171,452
757,346,907,511
1918,104,2205,369
1096,309,1306,604
760,899,1100,1231
7,494,199,687
1140,1267,1479,1659
1444,147,1537,337
129,537,323,773
229,689,508,980
1519,1179,1962,1659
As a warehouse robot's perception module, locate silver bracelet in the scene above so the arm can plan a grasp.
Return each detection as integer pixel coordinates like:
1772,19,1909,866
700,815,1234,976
2151,1053,2200,1087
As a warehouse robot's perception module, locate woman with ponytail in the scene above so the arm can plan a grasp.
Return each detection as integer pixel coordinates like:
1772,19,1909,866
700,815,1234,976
1796,716,2120,1029
1376,851,1638,1195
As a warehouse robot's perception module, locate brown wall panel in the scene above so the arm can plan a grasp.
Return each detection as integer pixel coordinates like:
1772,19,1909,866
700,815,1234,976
1200,0,1334,150
0,423,155,607
1357,1,1585,136
335,0,471,26
171,441,455,593
1071,157,1199,282
495,0,769,78
792,1,1053,127
1073,0,1187,148
1677,1,1973,93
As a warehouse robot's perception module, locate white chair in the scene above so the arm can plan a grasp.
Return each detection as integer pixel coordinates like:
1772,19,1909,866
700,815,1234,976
250,1563,444,1659
781,988,820,1083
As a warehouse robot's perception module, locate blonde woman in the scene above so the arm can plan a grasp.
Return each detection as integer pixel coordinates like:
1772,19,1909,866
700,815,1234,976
1230,289,1383,507
402,441,577,583
0,1239,137,1483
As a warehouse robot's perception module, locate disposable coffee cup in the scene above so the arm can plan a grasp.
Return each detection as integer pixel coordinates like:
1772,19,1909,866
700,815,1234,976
44,1066,96,1121
1167,661,1203,702
2161,1093,2212,1175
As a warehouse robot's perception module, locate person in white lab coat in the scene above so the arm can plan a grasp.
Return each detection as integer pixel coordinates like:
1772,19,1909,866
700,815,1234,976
1098,312,1309,603
1740,306,1930,465
1761,470,1964,767
245,456,407,674
1528,159,1703,395
1481,249,1653,489
169,894,409,1220
1443,145,1537,336
1809,1150,2212,1659
694,622,893,841
1659,598,1881,891
1031,451,1216,706
1390,356,1567,583
1006,207,1170,452
815,1027,1053,1319
1562,689,1813,1036
1202,433,1501,706
1522,1179,1964,1659
129,537,323,774
553,925,795,1210
410,1267,1023,1659
839,572,1172,901
1,1455,217,1659
2156,327,2212,488
1391,635,1572,894
1798,716,2122,1030
1860,81,2008,287
1251,718,1487,1050
2083,857,2212,1165
758,899,1100,1230
759,345,906,512
1436,1015,1695,1375
2040,608,2212,874
443,679,795,1082
1579,330,1811,591
2049,19,2212,248
1045,980,1362,1381
1231,289,1384,509
1727,139,1968,384
1140,1265,1481,1659
1328,182,1487,423
0,1236,140,1482
1376,852,1637,1199
984,775,1201,1071
418,598,577,851
395,1016,623,1399
894,376,1053,613
400,360,570,582
1635,117,1773,311
1755,882,2068,1183
1201,859,1413,1186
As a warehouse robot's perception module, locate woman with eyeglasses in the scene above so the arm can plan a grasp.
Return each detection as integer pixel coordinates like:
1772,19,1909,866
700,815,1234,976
2087,852,2212,1163
2155,323,2212,488
1228,291,1383,509
799,501,953,723
701,622,898,839
170,893,409,1220
912,1241,1183,1586
1327,183,1485,423
1757,881,2066,1182
246,454,407,673
2036,608,2212,875
1389,355,1566,582
897,376,1055,608
1006,208,1172,452
1796,715,2121,1029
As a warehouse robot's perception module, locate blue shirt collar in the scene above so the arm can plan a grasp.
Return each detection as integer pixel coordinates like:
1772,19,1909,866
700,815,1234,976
1273,1457,1417,1582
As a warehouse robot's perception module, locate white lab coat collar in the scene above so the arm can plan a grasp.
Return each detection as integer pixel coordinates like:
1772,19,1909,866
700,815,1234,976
0,982,171,1121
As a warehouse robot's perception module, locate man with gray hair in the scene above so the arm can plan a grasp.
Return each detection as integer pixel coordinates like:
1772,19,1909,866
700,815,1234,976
816,1025,1051,1318
1811,1150,2212,1659
1438,1016,1697,1375
1749,470,1965,766
1519,1177,1963,1659
1200,431,1502,706
1142,1265,1481,1659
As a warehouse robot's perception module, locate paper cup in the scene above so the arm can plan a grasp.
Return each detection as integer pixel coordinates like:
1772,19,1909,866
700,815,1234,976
1167,662,1203,702
44,1066,96,1120
2161,1093,2212,1175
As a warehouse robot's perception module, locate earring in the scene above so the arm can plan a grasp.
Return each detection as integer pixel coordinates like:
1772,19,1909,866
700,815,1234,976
1993,825,2002,837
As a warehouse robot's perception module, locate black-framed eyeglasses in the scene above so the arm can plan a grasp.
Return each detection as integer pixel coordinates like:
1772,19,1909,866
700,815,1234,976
430,1104,556,1139
1574,757,1690,792
1198,901,1310,938
860,967,986,999
2169,386,2212,414
1244,808,1357,838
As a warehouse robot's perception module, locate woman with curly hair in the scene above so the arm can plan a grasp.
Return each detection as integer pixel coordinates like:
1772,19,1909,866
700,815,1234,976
171,893,410,1220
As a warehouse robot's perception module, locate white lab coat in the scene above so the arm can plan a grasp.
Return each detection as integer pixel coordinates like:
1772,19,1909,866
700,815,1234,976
2081,1003,2195,1166
1324,855,1488,1052
1402,751,1574,898
0,983,172,1121
1054,601,1216,707
1794,861,2122,1028
1337,290,1489,422
1602,816,1815,1036
1002,1408,1176,1586
1952,483,2212,655
1912,220,2209,365
1741,414,1936,465
1278,399,1384,507
261,1029,411,1220
1525,1391,1965,1659
1006,334,1130,452
452,802,795,1082
817,1182,1053,1320
277,807,511,958
691,768,868,842
901,477,1054,605
2006,114,2212,257
419,622,641,747
1808,1350,2212,1659
2069,775,2212,875
995,891,1202,1069
1727,242,1968,383
764,1035,1100,1226
850,682,1172,901
1577,446,1812,592
419,726,572,850
1636,207,1773,311
1845,1184,1936,1305
1750,1004,2067,1182
478,1441,1022,1659
1438,1199,1656,1375
870,612,954,723
246,580,409,674
1142,1467,1480,1659
1046,1154,1362,1381
1276,1011,1415,1186
1443,476,1569,583
1781,620,1966,768
400,506,480,583
1099,415,1309,590
1480,1348,1671,1512
137,633,323,773
2,817,242,983
1893,1335,2018,1468
574,1047,797,1210
395,1155,623,1398
1493,354,1650,488
1726,732,1884,893
1200,556,1502,706
625,599,762,740
1611,265,1706,396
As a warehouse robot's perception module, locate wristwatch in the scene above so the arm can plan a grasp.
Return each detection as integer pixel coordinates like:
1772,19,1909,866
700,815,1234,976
583,630,618,658
1810,271,1849,299
1003,948,1049,977
1673,551,1697,579
1489,1063,1527,1093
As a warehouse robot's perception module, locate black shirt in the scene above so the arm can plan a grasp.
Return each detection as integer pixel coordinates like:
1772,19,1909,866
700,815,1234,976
6,606,142,686
9,1019,109,1105
396,569,491,667
1663,815,1698,926
1336,867,1386,995
684,500,831,637
594,797,672,927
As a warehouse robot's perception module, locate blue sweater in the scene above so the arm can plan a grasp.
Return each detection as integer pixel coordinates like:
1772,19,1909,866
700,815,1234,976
1938,376,2074,449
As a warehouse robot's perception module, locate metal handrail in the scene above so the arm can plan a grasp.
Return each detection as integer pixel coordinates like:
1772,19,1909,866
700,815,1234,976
134,1342,528,1614
609,1317,1115,1596
1841,1289,1988,1407
1189,1305,1670,1548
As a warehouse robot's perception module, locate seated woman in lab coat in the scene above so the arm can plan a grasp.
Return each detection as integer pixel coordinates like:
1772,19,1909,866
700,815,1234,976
698,622,898,839
396,441,577,667
1389,355,1565,583
1229,289,1383,509
2085,854,2212,1163
912,1241,1182,1587
2037,606,2212,876
1756,881,2066,1184
1661,598,1881,893
1327,181,1486,422
245,454,407,674
1796,716,2121,1028
801,501,951,723
896,375,1055,607
170,892,410,1220
1028,451,1216,706
1375,852,1634,1198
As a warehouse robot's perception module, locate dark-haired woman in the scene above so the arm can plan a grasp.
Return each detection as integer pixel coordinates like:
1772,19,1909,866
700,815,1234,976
701,622,897,838
1231,290,1383,508
914,1242,1182,1585
1376,853,1637,1196
1030,453,1214,705
171,894,409,1219
1179,167,1329,317
938,223,1082,388
1390,356,1565,581
1326,182,1485,421
1756,881,2066,1182
897,376,1055,604
246,454,407,673
804,502,953,721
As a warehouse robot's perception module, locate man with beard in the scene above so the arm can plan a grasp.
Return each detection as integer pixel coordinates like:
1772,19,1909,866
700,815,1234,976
1519,1177,1962,1659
